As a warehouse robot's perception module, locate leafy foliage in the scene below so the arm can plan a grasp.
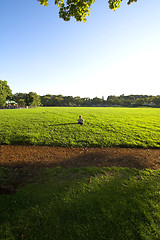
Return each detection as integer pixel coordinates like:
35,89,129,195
0,80,12,107
108,0,137,11
37,0,138,22
13,92,41,107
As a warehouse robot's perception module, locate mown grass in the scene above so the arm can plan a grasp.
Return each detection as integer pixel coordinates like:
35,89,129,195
0,167,160,240
0,107,160,148
1,107,160,239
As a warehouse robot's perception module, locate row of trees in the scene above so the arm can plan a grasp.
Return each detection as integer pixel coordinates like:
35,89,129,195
40,95,106,107
12,93,106,107
12,93,160,108
1,80,160,108
107,95,160,107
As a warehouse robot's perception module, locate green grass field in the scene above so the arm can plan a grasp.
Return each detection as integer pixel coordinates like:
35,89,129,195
1,107,160,148
0,167,160,240
1,107,160,239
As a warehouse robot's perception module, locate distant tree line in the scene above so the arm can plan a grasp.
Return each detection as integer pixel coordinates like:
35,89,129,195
13,93,160,108
1,80,160,108
12,93,107,107
40,95,106,107
107,95,160,107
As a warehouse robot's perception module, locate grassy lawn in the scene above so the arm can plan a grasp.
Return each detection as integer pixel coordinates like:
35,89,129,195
1,107,160,239
0,167,160,240
0,107,160,148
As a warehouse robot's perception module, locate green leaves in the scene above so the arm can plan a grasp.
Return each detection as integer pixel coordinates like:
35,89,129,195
108,0,137,11
37,0,48,6
0,80,12,107
108,0,122,11
55,0,95,22
127,0,137,5
37,0,138,22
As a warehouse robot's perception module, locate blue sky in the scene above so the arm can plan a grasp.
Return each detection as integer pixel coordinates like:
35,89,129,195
0,0,160,99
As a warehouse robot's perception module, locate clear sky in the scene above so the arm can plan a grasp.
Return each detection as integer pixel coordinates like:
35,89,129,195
0,0,160,99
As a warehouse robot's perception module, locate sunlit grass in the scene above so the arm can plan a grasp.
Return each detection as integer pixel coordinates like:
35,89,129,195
0,107,160,147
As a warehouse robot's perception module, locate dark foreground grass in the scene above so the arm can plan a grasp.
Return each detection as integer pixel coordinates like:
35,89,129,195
0,166,160,240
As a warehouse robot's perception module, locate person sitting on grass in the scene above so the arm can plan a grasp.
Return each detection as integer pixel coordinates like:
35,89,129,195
78,115,84,125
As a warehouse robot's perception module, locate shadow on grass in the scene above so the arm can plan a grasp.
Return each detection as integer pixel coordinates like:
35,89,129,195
0,167,160,240
1,146,158,195
53,123,79,126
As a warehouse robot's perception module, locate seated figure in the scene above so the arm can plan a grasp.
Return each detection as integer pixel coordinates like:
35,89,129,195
78,115,84,125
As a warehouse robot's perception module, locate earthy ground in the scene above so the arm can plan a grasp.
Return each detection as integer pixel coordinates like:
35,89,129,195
0,145,160,193
1,145,160,169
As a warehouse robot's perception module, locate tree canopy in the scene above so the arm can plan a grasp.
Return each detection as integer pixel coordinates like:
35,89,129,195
37,0,137,22
0,80,12,107
14,92,41,107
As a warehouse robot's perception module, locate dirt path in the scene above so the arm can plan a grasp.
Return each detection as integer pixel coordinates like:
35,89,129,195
1,145,160,194
1,145,160,170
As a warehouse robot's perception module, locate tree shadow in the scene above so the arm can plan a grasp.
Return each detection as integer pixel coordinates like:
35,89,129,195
1,163,159,240
1,147,159,194
48,150,154,170
53,123,78,126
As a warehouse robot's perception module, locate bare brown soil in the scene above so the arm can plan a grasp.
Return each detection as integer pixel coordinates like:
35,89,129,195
0,145,160,193
1,145,160,169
